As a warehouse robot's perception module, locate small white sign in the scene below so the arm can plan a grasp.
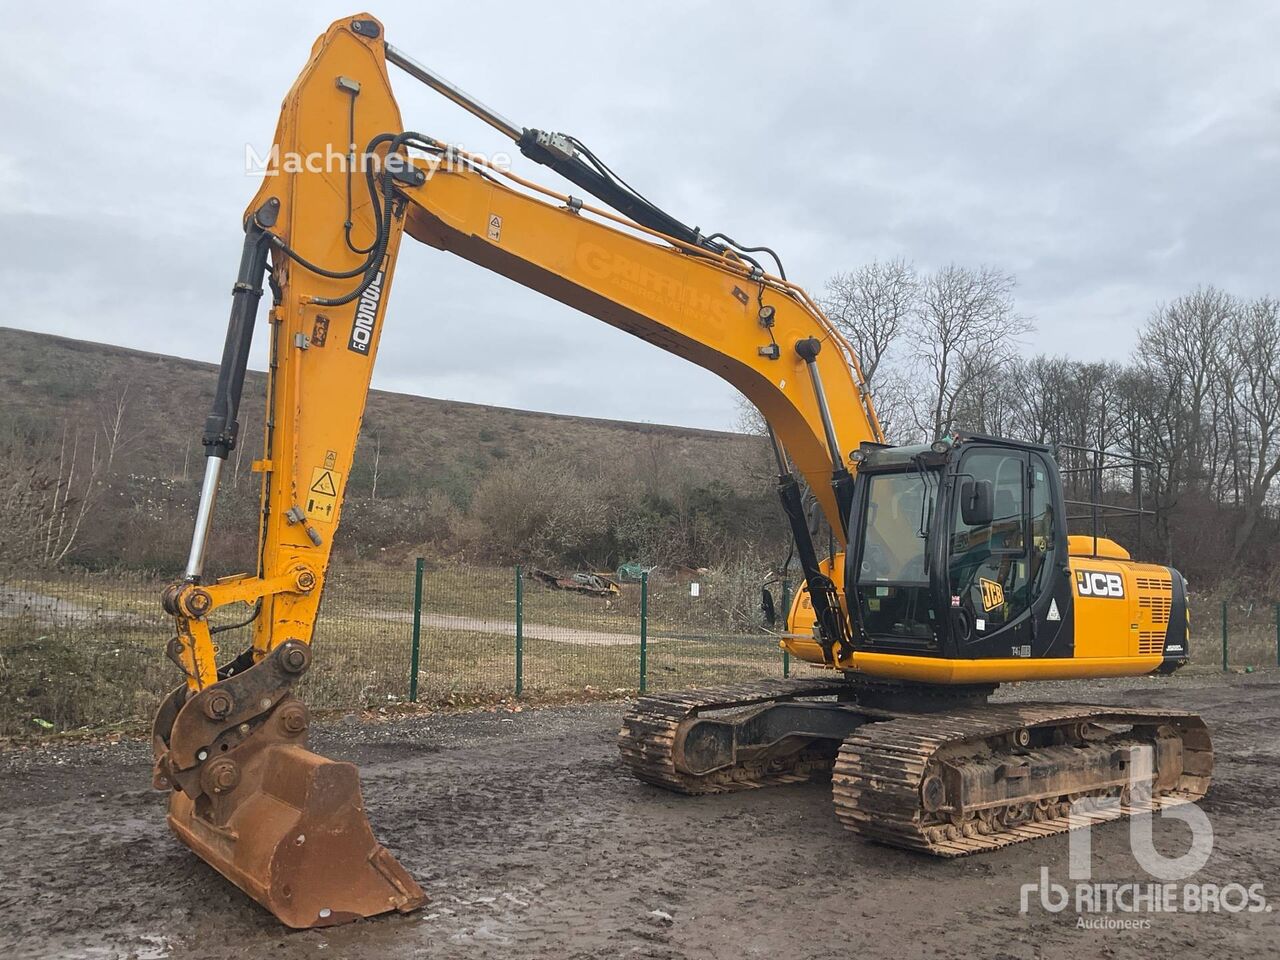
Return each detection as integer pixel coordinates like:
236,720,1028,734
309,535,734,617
975,618,986,632
1047,599,1061,622
690,582,700,598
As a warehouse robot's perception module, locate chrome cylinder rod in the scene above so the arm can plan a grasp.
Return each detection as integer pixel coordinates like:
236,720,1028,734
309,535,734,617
795,338,844,469
184,457,224,581
766,425,791,477
384,43,524,143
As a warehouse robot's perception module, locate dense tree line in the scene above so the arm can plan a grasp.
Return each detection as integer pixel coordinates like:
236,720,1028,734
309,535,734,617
823,263,1280,588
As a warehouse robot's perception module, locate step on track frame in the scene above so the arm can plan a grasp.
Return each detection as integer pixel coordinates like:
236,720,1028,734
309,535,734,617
618,678,854,793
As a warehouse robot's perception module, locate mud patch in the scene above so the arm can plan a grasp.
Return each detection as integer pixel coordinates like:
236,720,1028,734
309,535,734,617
1,677,1278,959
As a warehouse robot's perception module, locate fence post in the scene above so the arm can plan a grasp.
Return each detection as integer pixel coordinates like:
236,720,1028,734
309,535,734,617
409,557,424,702
1221,600,1228,673
781,577,791,679
639,571,649,694
515,565,524,697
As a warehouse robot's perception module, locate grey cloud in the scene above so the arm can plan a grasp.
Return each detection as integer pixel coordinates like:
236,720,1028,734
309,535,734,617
2,1,1275,427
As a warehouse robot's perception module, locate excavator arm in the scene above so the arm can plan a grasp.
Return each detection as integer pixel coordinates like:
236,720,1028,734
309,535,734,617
152,13,880,928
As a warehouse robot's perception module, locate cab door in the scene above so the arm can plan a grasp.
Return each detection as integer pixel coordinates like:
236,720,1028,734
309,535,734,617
946,446,1035,657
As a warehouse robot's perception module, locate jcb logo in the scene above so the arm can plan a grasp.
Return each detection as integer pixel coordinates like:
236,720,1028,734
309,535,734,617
979,578,1004,612
1076,570,1125,599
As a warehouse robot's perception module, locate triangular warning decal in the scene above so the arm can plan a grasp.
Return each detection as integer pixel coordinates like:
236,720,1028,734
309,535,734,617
1047,599,1061,622
310,470,338,496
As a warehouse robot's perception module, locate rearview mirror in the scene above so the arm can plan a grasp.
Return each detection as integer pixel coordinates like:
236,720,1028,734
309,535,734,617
960,479,994,527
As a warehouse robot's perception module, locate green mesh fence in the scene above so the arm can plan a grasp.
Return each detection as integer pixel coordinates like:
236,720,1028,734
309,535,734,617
1206,598,1280,672
640,573,789,690
516,566,642,699
411,562,522,705
9,559,1265,736
0,560,418,735
0,568,173,735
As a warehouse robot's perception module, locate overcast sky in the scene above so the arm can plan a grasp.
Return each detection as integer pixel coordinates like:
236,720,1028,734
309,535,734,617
3,2,1276,431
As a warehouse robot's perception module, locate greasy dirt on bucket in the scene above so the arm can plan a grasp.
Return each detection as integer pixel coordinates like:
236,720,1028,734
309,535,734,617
1,673,1278,960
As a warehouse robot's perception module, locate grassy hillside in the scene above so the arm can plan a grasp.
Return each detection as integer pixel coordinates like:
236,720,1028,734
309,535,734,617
0,327,777,572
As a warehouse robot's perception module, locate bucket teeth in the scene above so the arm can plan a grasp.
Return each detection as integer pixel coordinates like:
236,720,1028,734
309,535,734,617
153,648,425,929
167,743,426,929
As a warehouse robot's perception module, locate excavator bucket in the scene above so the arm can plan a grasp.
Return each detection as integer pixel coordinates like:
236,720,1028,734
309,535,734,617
166,743,424,928
152,644,426,929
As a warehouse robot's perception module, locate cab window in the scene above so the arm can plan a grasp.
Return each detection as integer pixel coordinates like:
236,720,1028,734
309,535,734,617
855,471,937,641
859,472,930,584
1029,454,1055,595
949,450,1029,633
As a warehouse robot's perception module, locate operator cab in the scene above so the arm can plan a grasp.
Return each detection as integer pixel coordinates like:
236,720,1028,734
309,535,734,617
844,434,1073,662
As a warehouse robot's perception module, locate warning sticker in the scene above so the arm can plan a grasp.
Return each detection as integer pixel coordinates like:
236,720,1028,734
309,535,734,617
487,213,502,242
1047,598,1061,621
306,466,343,523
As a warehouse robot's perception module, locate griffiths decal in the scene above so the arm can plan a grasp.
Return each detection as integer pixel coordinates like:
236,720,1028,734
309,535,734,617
576,241,736,324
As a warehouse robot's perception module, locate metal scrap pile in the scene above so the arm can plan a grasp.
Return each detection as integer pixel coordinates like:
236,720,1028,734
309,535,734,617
529,569,620,598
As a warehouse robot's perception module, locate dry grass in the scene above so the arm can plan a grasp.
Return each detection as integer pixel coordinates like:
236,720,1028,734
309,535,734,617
8,564,1269,735
1187,594,1279,671
0,561,790,734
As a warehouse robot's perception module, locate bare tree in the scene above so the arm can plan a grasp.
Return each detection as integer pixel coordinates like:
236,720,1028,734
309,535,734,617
861,366,917,443
232,421,253,485
40,423,102,566
733,394,767,437
369,434,382,500
0,384,139,568
1137,286,1235,492
910,264,1031,440
950,354,1024,436
821,258,917,385
101,382,132,474
1226,295,1280,563
1008,354,1072,445
0,428,54,568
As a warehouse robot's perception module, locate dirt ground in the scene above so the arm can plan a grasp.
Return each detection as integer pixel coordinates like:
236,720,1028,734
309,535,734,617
1,672,1277,960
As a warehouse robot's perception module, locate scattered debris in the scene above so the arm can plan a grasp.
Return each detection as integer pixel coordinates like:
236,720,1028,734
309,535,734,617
529,569,620,598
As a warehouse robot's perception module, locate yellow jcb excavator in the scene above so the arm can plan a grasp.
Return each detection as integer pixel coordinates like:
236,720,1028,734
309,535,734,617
152,12,1212,929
